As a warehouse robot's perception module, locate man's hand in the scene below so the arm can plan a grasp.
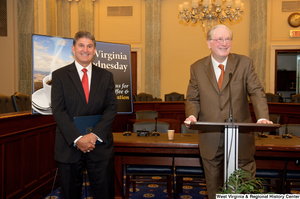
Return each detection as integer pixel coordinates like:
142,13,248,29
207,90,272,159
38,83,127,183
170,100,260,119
76,133,98,153
184,116,197,128
257,119,273,124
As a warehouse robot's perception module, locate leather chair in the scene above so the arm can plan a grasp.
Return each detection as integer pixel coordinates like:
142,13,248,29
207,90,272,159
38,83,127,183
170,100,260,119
175,124,205,198
255,113,281,136
164,92,184,101
255,169,282,193
133,122,169,133
0,93,15,113
269,114,281,135
275,125,300,193
285,170,300,193
11,92,31,112
291,94,300,103
134,92,153,102
126,122,172,199
269,114,281,124
135,110,158,119
153,97,162,101
180,123,198,134
255,113,284,193
265,93,281,102
175,166,205,198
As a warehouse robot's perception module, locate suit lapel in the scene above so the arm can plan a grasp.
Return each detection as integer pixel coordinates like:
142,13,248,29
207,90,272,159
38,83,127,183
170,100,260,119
89,65,102,105
68,62,88,106
204,56,220,92
221,53,236,91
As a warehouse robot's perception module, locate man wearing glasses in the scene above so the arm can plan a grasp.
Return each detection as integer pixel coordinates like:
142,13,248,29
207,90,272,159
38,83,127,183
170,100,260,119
184,25,273,199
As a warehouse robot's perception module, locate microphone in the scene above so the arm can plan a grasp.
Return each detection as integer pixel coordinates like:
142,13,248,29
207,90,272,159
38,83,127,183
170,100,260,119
225,73,236,123
123,116,132,136
282,115,294,138
152,117,160,136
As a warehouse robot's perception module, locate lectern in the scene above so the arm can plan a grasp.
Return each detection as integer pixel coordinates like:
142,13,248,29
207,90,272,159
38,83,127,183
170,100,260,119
190,122,280,183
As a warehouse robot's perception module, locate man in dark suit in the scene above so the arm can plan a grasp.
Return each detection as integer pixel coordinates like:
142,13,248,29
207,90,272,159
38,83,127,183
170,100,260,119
184,25,273,199
51,31,118,199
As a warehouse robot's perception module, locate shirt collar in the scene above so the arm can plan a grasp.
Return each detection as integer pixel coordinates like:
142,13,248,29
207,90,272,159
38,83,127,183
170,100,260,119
74,61,92,73
210,55,228,71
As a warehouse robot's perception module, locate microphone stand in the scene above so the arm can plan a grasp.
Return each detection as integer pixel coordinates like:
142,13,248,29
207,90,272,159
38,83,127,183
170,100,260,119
123,115,132,136
224,73,236,189
152,117,160,136
225,73,236,123
282,115,294,138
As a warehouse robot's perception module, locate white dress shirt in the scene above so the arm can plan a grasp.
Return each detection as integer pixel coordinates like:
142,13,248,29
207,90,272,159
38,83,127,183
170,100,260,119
73,61,103,146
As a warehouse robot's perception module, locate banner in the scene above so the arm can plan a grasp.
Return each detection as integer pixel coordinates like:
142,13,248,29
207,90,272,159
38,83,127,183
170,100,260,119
31,34,133,115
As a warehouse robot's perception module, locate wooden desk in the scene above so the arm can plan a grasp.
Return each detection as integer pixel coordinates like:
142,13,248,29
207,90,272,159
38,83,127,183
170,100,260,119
128,118,182,133
255,135,300,170
113,133,300,198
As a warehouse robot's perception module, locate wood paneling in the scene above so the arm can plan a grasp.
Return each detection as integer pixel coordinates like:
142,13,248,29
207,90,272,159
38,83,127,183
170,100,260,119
0,111,57,199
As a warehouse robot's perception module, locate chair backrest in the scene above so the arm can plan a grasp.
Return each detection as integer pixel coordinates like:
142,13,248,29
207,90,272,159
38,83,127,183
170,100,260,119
136,110,158,119
0,93,15,113
153,97,162,101
265,93,280,102
11,92,31,112
269,114,281,124
133,122,169,133
278,124,300,136
134,93,153,102
291,94,300,103
165,92,184,101
255,114,281,136
180,124,198,134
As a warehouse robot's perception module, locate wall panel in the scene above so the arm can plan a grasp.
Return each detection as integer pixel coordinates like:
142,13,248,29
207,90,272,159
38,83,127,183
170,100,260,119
97,0,142,43
23,134,39,187
0,112,57,199
271,0,300,41
6,139,23,198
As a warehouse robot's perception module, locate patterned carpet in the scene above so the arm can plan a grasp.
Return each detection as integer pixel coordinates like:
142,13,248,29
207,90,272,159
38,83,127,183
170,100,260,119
44,173,208,199
44,173,300,199
124,175,208,199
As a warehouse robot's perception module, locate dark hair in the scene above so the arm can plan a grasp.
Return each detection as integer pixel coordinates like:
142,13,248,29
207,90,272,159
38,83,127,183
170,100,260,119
73,31,96,47
206,25,233,41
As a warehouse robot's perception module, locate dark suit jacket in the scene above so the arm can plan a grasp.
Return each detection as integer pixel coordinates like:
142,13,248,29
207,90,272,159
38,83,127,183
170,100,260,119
185,53,269,160
51,62,118,163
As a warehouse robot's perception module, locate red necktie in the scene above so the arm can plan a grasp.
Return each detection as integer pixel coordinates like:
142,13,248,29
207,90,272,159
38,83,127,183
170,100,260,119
82,68,89,103
218,64,224,91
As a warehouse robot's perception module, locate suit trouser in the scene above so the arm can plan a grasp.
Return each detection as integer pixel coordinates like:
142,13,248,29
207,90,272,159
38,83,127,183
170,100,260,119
57,153,115,199
201,133,256,199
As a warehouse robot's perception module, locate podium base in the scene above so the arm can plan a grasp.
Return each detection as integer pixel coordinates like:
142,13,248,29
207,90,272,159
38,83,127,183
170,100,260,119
282,134,292,138
152,131,160,136
123,131,132,136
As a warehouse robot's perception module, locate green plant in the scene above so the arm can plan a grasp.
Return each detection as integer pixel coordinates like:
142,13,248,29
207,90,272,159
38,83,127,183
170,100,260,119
218,169,264,194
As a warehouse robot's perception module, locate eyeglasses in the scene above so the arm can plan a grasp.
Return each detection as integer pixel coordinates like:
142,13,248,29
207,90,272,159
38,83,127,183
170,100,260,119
210,38,232,44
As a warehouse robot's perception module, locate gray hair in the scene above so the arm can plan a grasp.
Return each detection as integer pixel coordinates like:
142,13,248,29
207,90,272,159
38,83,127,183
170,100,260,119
73,31,96,47
206,25,233,41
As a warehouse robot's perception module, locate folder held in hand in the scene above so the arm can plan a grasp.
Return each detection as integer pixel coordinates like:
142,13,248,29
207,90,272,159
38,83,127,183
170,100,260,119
74,114,103,145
